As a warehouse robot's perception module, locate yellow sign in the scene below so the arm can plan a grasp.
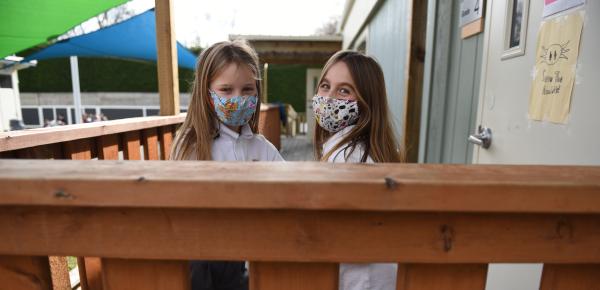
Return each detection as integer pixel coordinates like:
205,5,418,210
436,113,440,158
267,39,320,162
529,11,584,124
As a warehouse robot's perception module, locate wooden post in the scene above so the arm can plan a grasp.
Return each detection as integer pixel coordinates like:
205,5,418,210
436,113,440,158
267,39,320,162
155,0,180,116
403,0,428,162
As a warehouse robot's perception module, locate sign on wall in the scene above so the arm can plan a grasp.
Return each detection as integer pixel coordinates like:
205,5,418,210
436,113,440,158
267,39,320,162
528,11,584,124
460,0,484,26
543,0,585,18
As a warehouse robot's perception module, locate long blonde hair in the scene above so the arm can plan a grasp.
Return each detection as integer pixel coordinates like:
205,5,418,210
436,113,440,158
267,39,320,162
170,40,262,160
314,51,402,163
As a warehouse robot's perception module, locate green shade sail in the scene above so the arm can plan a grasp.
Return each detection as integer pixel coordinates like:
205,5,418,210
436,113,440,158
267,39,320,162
0,0,130,58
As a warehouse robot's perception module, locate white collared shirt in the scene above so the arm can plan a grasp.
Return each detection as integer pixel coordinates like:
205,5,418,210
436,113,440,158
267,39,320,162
212,123,283,161
184,123,283,161
322,125,374,163
323,125,397,290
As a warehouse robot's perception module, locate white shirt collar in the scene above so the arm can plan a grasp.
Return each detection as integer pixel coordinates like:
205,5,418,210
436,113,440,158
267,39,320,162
323,125,356,152
218,122,254,140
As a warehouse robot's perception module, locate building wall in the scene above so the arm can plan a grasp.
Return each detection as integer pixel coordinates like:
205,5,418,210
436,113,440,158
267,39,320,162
340,0,379,49
366,0,410,136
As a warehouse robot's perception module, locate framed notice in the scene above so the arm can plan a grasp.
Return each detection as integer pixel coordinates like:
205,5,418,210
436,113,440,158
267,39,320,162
460,0,486,38
543,0,585,18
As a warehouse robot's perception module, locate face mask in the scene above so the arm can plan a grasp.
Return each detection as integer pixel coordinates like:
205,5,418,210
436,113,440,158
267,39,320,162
312,95,359,133
210,91,258,127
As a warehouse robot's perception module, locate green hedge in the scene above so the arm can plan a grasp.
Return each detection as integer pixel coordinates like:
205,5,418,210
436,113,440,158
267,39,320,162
19,58,317,113
19,57,195,92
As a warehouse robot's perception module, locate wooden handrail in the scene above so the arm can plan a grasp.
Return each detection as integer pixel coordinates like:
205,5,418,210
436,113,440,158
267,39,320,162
0,114,185,152
1,160,599,213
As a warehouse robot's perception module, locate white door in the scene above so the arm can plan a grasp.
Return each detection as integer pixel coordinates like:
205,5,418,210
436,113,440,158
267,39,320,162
306,68,321,139
0,72,21,132
473,1,599,289
473,1,600,165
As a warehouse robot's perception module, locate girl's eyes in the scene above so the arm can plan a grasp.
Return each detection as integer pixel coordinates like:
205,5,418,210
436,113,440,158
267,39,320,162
339,88,351,95
319,83,330,90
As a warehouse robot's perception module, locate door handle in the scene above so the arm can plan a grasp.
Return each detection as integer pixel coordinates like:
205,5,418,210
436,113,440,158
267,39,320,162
468,126,492,149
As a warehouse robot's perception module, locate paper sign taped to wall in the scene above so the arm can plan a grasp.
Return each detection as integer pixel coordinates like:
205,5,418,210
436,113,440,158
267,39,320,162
528,11,584,124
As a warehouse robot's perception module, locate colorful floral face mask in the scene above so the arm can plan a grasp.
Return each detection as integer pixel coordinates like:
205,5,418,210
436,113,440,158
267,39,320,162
210,91,258,127
312,95,359,133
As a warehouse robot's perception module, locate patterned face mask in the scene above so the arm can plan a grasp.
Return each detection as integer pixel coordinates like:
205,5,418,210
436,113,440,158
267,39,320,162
210,91,258,127
312,95,359,133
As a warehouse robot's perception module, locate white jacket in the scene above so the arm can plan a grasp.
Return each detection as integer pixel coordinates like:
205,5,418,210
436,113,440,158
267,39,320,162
322,125,397,290
186,122,283,161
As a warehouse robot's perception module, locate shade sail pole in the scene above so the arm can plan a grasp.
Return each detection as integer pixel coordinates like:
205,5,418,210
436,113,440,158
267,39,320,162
155,0,180,116
70,56,83,124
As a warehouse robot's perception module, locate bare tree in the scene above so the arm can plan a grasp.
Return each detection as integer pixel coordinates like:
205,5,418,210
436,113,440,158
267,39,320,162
315,17,340,36
60,5,134,40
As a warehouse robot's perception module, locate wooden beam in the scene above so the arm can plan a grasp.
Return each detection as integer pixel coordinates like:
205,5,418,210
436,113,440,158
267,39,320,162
102,259,189,290
0,256,52,290
396,264,487,290
403,0,428,162
1,207,600,263
1,160,600,214
155,0,180,116
0,115,184,152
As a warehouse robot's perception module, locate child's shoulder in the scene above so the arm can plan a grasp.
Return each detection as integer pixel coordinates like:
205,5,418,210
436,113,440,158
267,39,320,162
251,133,283,161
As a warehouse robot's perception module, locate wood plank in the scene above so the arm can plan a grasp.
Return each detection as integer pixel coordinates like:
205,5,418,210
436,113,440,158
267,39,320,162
122,132,141,160
158,126,174,160
0,115,185,152
154,0,180,116
49,256,71,290
0,255,52,290
98,134,120,160
250,262,337,290
1,161,600,214
396,264,487,290
1,207,599,263
102,258,189,290
0,150,15,158
63,139,93,160
462,18,484,39
78,257,103,290
403,0,428,162
540,264,600,290
142,128,159,160
15,144,63,159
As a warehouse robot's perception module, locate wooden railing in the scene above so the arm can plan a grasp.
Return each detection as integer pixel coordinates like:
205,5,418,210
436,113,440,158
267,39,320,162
0,114,185,161
0,160,599,290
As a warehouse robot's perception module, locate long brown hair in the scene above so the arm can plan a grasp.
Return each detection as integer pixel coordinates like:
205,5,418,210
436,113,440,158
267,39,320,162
314,50,402,163
170,40,262,160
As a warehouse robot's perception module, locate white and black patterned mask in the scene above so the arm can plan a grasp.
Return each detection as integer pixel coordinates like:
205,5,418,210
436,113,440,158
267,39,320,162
312,95,359,133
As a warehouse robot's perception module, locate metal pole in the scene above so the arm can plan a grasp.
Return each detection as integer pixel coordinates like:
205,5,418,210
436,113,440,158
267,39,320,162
70,56,82,124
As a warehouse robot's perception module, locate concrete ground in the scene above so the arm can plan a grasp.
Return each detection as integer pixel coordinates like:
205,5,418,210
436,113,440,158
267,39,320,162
279,134,314,161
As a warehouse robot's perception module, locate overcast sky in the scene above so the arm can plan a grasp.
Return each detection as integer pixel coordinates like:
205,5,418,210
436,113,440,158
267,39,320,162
123,0,345,47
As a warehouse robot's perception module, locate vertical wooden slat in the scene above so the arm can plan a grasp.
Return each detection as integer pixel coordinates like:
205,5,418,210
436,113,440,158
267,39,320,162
102,259,189,290
63,139,93,160
0,150,16,158
155,0,180,116
122,131,142,160
396,264,487,290
78,257,103,290
158,126,174,160
250,262,338,290
403,0,428,162
98,134,120,160
14,144,63,159
49,256,71,290
0,255,52,290
142,128,159,160
540,264,600,290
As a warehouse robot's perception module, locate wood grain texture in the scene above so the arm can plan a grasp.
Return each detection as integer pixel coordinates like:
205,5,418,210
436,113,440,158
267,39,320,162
158,126,174,160
462,18,484,39
49,256,71,290
142,128,159,160
1,207,599,263
1,160,599,213
63,139,93,160
98,134,120,160
396,264,487,290
121,132,141,160
102,258,189,290
154,0,180,116
78,257,103,290
0,115,185,152
540,264,600,290
250,262,338,290
0,255,52,290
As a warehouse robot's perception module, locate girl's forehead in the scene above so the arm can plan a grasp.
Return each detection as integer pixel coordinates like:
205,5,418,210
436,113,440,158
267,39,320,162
212,62,256,84
324,62,354,84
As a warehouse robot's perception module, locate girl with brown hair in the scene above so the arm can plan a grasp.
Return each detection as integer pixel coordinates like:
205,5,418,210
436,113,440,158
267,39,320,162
312,50,402,289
